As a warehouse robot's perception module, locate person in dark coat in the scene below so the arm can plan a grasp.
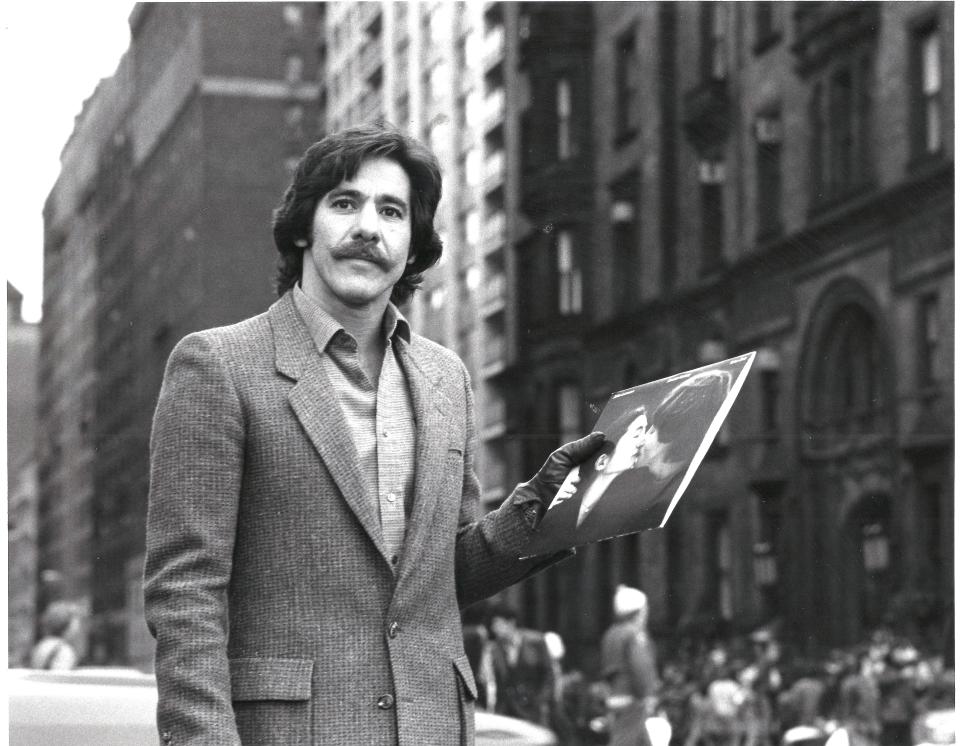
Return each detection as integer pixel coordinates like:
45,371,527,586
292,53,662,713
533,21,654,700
487,604,557,726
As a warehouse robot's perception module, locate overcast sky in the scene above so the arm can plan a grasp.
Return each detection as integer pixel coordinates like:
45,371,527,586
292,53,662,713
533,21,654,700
2,2,134,323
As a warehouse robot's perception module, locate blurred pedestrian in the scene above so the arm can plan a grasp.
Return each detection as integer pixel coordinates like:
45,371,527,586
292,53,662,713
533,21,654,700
877,641,918,746
462,603,496,711
837,648,881,746
749,628,784,736
143,122,605,745
658,661,697,746
543,630,580,745
30,600,81,671
600,585,660,746
488,604,557,727
737,664,772,746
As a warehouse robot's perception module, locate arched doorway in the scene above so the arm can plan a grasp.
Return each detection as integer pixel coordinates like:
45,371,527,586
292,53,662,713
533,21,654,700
797,279,897,646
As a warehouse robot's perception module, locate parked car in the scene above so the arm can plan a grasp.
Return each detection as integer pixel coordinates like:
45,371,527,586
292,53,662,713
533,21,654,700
8,667,557,745
8,668,157,745
911,708,957,746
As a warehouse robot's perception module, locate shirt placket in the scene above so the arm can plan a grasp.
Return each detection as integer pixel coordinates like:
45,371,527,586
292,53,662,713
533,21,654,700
377,341,410,570
328,334,379,501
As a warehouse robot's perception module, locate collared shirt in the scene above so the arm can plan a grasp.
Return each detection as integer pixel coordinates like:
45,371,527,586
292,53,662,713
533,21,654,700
293,286,416,571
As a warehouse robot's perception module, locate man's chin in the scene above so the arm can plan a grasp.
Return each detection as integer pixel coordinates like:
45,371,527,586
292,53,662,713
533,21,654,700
338,289,389,308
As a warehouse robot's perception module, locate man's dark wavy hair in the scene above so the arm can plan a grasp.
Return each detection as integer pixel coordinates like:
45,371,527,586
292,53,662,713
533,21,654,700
272,122,444,305
651,369,732,463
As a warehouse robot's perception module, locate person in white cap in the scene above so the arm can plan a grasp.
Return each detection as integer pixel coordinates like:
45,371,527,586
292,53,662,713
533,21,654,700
600,585,661,746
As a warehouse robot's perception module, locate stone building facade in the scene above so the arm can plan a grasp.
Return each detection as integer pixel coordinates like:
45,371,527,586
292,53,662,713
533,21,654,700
503,1,953,665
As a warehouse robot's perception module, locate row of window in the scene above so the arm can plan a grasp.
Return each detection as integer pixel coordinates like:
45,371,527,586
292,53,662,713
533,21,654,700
548,15,946,302
541,292,941,461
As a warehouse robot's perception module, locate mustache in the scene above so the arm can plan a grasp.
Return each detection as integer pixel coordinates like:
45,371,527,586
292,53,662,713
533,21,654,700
331,240,388,267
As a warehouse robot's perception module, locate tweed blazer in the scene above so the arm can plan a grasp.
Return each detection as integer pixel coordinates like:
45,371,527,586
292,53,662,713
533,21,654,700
144,292,556,745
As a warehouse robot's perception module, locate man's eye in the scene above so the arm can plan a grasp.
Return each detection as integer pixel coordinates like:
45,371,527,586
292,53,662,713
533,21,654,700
331,198,355,209
381,206,404,219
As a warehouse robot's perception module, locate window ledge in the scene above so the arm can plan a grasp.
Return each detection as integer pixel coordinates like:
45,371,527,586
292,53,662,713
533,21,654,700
807,181,876,219
614,127,638,149
699,258,727,278
756,223,784,245
906,150,947,176
753,32,782,56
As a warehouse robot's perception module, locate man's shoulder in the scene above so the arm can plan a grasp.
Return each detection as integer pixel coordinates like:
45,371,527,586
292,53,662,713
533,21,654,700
171,308,275,364
405,331,467,376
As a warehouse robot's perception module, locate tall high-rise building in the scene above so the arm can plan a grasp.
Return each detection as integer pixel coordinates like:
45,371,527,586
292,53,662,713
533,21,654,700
320,1,519,508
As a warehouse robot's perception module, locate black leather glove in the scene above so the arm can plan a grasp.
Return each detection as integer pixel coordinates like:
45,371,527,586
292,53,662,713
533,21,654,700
514,432,606,527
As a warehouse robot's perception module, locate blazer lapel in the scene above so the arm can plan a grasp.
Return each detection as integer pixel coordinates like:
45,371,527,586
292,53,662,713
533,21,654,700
269,294,391,565
394,341,451,565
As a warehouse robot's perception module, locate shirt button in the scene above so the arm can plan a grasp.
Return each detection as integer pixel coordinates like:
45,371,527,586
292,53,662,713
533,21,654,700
377,693,395,709
382,430,389,439
391,555,399,566
388,621,400,638
386,492,397,503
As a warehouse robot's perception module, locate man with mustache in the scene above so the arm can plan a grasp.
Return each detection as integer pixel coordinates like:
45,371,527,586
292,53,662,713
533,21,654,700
143,123,603,746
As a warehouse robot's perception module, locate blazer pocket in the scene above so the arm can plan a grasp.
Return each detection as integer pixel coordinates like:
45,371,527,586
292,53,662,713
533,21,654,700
230,657,314,701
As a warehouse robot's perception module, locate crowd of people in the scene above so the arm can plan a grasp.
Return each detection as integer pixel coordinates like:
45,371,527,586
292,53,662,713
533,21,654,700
462,589,955,746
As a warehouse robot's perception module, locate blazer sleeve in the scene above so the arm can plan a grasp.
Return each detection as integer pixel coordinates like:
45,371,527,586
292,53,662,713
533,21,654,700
143,332,244,745
453,362,570,607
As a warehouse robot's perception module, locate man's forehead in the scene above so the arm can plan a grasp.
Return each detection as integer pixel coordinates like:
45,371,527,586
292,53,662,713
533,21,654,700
339,157,408,186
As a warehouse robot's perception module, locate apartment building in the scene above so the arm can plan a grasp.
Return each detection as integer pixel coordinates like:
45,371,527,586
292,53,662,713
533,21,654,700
508,1,953,664
39,2,322,665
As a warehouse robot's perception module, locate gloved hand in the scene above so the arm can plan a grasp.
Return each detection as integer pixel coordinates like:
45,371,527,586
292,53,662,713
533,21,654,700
514,432,606,527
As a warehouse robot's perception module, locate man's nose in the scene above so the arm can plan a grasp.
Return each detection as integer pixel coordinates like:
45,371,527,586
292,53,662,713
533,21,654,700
352,202,379,241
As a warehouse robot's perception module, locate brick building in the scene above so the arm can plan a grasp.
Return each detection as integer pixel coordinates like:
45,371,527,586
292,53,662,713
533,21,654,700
39,2,323,666
503,1,953,665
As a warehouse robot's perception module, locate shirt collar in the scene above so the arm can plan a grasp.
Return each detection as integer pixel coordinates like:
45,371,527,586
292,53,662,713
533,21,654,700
293,284,411,352
382,301,411,345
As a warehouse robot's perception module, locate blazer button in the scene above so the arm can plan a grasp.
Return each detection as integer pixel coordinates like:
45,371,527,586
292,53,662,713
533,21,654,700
388,621,400,638
377,694,395,710
161,732,172,743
